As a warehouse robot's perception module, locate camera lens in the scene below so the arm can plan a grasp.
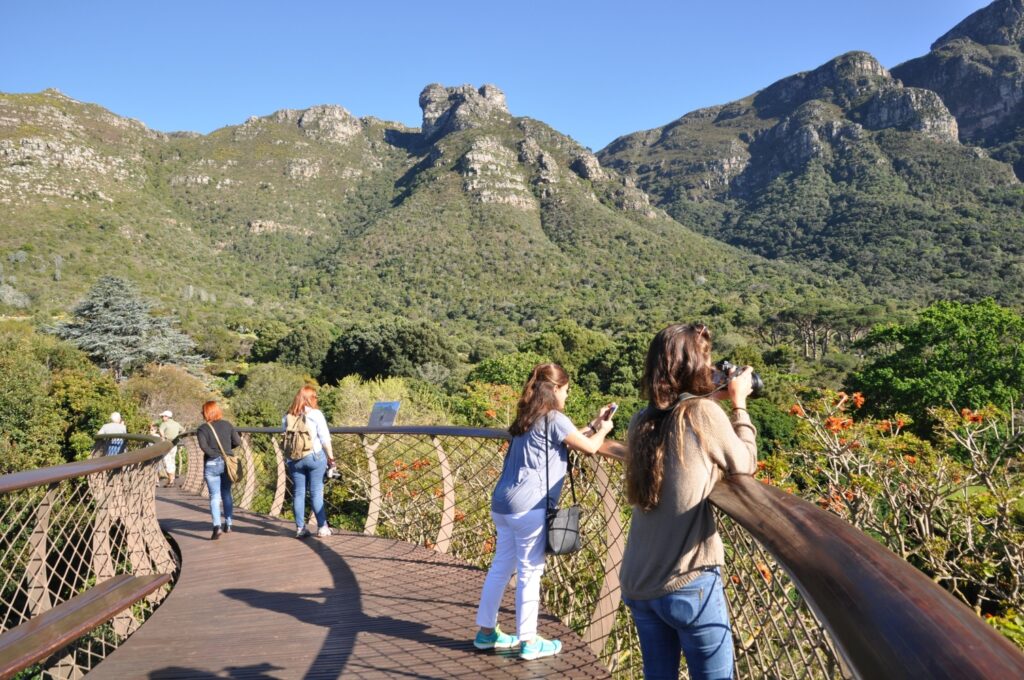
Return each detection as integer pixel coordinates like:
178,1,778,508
714,360,764,399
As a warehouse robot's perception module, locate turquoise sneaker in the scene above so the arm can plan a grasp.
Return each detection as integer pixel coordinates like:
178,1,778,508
473,625,519,650
520,636,562,660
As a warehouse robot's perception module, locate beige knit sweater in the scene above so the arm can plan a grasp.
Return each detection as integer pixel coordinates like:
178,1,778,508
620,398,757,600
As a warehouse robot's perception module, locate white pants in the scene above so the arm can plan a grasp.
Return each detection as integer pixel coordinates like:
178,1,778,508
475,508,547,641
162,447,177,475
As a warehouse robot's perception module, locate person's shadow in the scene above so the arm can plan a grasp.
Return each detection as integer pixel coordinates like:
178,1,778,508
149,662,282,679
219,541,476,678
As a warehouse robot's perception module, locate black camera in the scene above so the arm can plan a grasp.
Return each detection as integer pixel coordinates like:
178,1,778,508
714,360,765,399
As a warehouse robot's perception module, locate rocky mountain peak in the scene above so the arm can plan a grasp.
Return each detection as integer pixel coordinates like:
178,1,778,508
264,104,362,143
419,83,510,141
932,0,1024,50
757,51,892,115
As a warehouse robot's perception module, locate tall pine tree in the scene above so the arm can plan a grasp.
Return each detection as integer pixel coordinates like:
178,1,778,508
51,276,200,380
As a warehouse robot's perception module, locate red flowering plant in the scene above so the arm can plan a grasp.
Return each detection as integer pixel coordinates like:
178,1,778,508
782,391,1024,640
455,381,519,427
781,389,929,530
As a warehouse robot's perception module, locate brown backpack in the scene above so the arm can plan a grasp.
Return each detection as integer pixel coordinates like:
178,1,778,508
282,414,314,460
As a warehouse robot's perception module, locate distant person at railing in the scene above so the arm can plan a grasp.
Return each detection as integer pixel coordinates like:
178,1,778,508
620,323,756,680
96,411,126,455
283,385,335,539
197,400,241,540
157,410,183,487
473,362,617,661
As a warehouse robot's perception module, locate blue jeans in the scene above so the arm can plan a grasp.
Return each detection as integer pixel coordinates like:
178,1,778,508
204,457,233,528
623,568,734,680
287,450,327,529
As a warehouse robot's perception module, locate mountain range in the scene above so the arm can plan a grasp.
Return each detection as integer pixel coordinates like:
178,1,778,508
599,0,1024,305
2,0,1022,349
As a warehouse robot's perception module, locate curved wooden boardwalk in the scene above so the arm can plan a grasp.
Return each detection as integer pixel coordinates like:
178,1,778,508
89,487,609,679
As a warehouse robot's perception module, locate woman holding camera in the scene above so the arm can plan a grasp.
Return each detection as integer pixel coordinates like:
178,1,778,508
472,363,616,660
620,323,756,680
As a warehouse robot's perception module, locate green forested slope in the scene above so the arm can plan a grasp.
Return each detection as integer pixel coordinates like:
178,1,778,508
0,86,858,346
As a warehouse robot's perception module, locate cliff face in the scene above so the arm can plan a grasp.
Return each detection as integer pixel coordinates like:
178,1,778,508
600,51,965,204
892,0,1024,177
598,41,1023,304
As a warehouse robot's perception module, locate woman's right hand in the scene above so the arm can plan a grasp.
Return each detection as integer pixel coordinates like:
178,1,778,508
727,366,754,407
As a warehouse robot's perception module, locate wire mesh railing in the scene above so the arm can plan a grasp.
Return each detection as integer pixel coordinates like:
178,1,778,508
6,424,1018,678
178,426,846,678
0,436,177,679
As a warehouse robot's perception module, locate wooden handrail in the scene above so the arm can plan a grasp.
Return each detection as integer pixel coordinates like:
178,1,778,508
709,474,1024,679
0,573,172,678
0,437,169,494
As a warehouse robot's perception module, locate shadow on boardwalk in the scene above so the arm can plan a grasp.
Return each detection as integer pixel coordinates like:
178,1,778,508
87,487,609,679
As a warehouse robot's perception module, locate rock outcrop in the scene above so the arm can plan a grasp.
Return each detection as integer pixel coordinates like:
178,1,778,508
892,0,1024,176
931,0,1024,49
601,50,965,202
860,88,959,142
459,136,536,210
419,84,510,141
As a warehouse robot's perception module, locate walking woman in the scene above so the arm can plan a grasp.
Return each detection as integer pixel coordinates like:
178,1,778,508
473,363,617,660
196,400,242,540
283,385,335,538
620,323,756,680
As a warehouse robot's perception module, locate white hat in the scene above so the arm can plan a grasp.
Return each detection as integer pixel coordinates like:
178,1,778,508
110,412,122,423
159,410,173,418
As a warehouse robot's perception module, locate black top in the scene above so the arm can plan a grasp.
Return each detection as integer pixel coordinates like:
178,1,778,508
197,419,242,462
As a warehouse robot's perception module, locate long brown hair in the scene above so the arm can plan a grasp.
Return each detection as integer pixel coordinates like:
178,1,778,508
626,323,716,511
509,363,569,436
287,385,319,417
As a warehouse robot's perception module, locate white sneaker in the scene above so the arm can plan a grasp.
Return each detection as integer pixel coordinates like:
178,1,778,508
316,525,331,537
295,526,310,539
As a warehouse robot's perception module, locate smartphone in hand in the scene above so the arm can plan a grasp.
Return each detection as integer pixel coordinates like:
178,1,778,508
604,403,618,420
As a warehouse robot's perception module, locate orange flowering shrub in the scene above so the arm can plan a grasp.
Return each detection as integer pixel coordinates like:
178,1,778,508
961,407,984,423
457,382,518,427
779,390,1023,634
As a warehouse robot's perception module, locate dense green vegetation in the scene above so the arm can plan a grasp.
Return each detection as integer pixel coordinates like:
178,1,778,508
0,322,144,473
848,299,1024,436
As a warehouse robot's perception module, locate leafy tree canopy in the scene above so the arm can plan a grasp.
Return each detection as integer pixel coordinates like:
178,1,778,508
322,319,459,383
518,320,614,374
465,351,548,388
275,319,336,377
50,276,200,380
848,299,1024,435
0,322,142,471
231,362,311,426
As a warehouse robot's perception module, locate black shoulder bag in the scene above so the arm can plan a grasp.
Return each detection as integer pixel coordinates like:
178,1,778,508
544,413,583,555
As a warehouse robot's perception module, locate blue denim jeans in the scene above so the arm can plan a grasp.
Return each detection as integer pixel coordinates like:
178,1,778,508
623,568,734,680
204,457,233,528
287,450,327,529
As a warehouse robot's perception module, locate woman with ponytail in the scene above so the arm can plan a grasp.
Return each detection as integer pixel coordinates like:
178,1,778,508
473,363,617,661
620,323,756,680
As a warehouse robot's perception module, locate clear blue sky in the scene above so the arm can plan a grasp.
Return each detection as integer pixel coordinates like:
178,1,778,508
1,0,992,151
